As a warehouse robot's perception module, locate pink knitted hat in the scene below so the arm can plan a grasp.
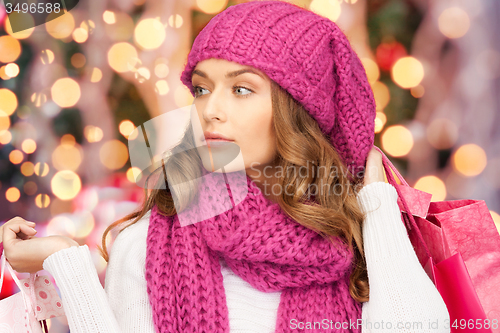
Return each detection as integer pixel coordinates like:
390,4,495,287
180,0,376,177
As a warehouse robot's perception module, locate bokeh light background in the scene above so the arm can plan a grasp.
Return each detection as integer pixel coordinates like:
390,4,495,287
1,0,500,331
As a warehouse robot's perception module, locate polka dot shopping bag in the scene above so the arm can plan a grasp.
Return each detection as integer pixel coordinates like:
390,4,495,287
0,250,65,332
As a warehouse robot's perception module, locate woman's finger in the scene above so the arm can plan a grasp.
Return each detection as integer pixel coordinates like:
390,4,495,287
0,216,36,243
2,217,36,230
364,147,385,185
3,223,37,245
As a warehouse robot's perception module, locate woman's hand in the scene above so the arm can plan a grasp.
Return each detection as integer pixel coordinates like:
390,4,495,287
364,146,386,186
1,216,79,273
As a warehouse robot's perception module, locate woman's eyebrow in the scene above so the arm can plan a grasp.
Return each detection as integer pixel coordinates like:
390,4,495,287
192,68,265,80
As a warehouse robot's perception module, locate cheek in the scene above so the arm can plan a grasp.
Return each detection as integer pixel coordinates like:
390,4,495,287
236,110,276,166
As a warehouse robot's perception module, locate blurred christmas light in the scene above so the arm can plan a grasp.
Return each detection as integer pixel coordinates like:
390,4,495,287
381,125,414,157
61,134,76,145
154,57,168,66
196,0,228,14
35,194,51,208
9,149,23,164
414,176,447,202
100,140,129,170
4,14,34,39
71,53,86,68
360,58,379,84
0,111,11,133
50,197,73,216
84,125,104,142
375,40,407,72
410,84,425,98
0,35,21,63
0,66,9,80
45,11,75,39
80,20,96,34
41,100,62,117
168,14,183,28
73,211,95,238
24,181,38,196
51,170,82,200
126,167,142,183
371,81,390,111
0,129,12,144
21,161,35,176
51,78,81,108
47,215,75,237
452,144,487,177
438,7,470,39
118,120,135,137
40,49,55,64
72,27,89,43
90,68,103,83
154,63,169,78
135,67,150,83
427,118,458,150
22,139,37,154
119,120,137,139
6,187,21,202
52,142,83,171
107,42,139,73
75,187,99,212
4,63,19,78
105,12,134,41
134,18,166,50
103,10,116,24
155,80,169,96
0,88,18,115
34,162,50,177
174,85,194,107
310,0,341,22
31,92,48,107
391,56,424,89
374,112,387,134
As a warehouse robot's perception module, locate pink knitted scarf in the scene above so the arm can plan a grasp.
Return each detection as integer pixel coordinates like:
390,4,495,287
145,167,362,332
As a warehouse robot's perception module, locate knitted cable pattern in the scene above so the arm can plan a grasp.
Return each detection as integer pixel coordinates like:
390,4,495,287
145,168,362,333
180,0,376,179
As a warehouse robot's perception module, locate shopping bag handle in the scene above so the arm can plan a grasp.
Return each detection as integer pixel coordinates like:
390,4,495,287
371,146,431,259
0,250,39,319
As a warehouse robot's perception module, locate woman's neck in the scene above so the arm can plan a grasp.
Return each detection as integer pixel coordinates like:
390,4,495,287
246,163,281,204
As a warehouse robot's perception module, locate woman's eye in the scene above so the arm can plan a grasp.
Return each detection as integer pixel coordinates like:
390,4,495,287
234,86,253,97
193,85,253,98
194,86,208,97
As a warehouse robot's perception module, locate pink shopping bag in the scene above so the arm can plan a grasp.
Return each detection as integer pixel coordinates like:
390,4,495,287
373,146,500,333
0,250,65,332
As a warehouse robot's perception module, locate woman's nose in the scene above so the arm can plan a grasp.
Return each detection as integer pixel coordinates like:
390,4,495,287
202,88,227,122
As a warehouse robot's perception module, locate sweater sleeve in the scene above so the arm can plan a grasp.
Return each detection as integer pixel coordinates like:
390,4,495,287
42,211,155,333
357,181,450,333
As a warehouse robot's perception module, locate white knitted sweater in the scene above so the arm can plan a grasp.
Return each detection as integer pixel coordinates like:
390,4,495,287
43,181,450,332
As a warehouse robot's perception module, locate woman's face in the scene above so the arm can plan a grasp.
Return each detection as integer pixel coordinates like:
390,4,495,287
191,58,276,180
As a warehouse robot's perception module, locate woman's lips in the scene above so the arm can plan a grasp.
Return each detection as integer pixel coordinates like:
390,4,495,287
206,139,234,147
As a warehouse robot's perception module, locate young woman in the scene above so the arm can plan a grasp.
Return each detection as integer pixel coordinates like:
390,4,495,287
1,1,450,332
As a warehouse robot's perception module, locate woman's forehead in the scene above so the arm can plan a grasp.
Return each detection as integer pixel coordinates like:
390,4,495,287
194,58,264,75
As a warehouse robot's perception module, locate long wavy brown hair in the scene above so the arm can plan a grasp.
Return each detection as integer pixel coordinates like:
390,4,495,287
98,80,370,303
